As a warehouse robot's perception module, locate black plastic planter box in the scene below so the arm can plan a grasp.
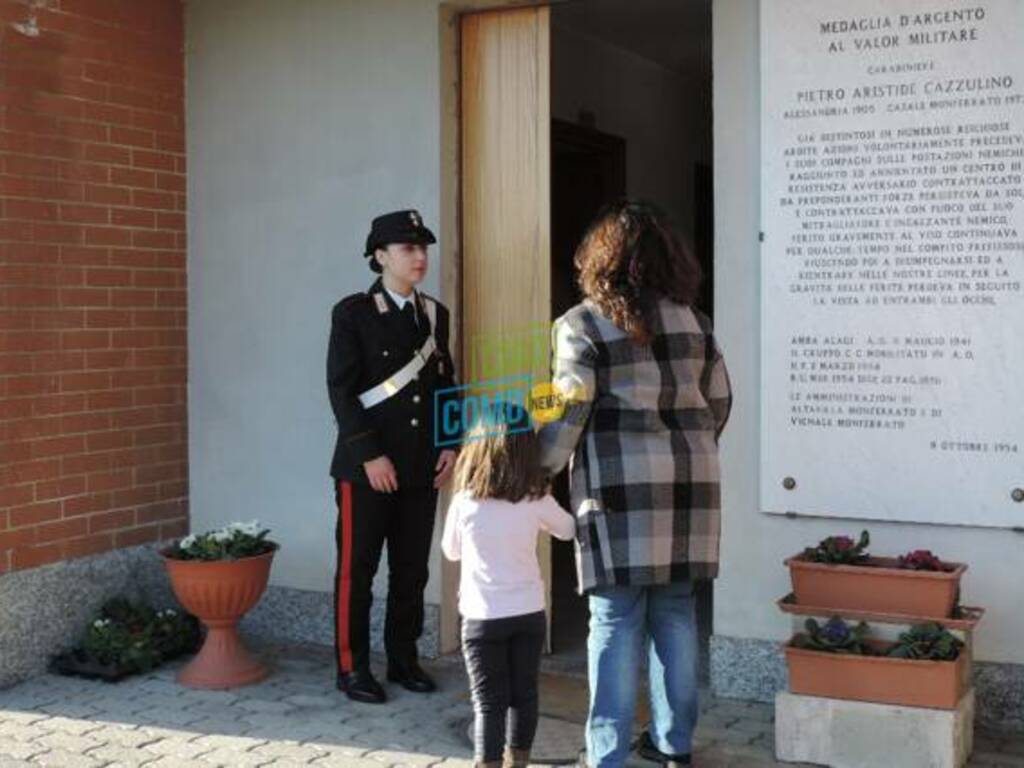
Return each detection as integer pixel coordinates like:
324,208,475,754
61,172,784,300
49,650,140,683
50,636,200,683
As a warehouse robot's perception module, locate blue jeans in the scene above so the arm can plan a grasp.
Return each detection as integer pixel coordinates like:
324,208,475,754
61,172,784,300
585,581,699,767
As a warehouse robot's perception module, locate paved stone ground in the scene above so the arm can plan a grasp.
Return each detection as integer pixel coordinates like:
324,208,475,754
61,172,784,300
0,642,1020,767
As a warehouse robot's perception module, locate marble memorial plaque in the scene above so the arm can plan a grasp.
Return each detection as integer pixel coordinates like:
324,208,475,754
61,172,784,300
761,0,1023,526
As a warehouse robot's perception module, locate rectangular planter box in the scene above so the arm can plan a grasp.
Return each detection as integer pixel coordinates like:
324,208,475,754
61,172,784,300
785,555,966,619
785,638,969,710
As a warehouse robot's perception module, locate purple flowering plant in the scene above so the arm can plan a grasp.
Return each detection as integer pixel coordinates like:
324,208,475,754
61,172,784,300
896,549,949,571
794,616,871,655
803,530,870,565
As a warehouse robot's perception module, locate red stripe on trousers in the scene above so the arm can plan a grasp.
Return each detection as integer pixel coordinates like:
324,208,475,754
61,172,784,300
337,480,354,672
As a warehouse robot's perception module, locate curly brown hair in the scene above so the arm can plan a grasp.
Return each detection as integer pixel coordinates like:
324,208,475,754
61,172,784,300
574,199,702,344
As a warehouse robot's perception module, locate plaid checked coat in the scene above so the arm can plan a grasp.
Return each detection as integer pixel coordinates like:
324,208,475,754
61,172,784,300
538,298,731,594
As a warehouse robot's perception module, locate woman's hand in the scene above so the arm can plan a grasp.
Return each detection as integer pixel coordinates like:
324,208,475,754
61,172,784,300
364,455,398,493
434,449,457,489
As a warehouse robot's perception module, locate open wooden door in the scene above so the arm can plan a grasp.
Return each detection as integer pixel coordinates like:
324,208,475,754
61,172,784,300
455,5,552,646
462,7,550,345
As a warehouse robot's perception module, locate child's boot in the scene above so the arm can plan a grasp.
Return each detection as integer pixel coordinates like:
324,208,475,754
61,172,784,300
503,747,531,767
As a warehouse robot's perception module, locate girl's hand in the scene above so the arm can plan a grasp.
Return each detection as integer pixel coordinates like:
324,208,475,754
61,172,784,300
434,449,457,489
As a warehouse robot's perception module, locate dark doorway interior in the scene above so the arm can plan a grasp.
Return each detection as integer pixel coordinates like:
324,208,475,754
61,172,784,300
551,119,627,318
694,162,714,319
549,118,627,664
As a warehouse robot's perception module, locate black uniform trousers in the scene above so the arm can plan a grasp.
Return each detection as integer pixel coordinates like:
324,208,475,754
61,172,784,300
334,479,438,675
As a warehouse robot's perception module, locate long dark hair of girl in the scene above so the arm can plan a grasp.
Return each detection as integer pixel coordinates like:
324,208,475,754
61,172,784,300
452,404,548,503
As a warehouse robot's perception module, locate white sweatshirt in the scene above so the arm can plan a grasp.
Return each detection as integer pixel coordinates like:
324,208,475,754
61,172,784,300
441,491,576,620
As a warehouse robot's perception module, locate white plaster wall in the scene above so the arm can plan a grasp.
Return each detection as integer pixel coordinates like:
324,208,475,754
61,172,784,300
551,21,706,240
186,0,446,601
712,0,1023,665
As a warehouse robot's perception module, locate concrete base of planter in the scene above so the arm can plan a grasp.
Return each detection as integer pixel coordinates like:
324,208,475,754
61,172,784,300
775,689,975,768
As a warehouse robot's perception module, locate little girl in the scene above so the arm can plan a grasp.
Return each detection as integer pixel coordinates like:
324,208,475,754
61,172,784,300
442,407,575,768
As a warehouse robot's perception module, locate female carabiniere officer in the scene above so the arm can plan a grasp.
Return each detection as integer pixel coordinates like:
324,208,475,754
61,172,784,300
327,210,458,704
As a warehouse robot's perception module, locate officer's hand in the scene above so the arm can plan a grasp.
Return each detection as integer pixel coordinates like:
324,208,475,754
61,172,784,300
433,449,457,489
364,455,398,493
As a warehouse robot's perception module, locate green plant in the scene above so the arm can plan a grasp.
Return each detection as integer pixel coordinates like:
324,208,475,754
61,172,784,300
887,623,963,661
150,607,201,658
66,597,199,677
165,521,276,561
100,597,155,630
83,616,160,673
803,530,870,564
793,617,872,655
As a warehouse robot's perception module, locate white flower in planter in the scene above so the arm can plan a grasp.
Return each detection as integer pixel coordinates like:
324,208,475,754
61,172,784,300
166,521,275,562
227,520,262,537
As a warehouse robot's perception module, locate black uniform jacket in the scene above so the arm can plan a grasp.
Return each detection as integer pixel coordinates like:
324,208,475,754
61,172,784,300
327,278,458,486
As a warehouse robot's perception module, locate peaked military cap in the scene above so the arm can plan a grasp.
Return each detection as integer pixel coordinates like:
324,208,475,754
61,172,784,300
364,209,437,272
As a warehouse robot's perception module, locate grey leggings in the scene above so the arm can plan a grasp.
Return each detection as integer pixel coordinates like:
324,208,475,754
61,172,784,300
461,611,546,763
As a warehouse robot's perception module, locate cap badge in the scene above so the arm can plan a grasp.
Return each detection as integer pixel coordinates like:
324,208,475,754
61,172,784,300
409,211,421,227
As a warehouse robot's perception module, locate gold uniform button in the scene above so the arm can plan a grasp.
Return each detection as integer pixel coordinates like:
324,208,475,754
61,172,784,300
382,350,389,357
410,418,419,427
413,395,421,403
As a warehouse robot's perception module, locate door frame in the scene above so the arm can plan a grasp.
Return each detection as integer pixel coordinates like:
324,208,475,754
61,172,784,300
438,0,563,654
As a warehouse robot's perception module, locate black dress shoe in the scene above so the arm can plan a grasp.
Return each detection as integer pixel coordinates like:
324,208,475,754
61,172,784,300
386,660,436,693
336,669,387,704
635,730,692,767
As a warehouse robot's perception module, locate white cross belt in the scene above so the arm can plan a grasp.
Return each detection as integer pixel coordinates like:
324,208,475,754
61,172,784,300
357,336,437,409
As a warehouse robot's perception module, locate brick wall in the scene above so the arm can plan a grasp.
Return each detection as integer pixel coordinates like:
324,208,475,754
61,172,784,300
0,0,187,573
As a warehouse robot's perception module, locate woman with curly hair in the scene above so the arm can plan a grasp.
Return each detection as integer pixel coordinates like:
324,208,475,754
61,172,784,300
539,200,732,768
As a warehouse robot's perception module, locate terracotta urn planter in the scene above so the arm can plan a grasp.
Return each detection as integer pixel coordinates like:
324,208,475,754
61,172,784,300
162,547,276,689
785,554,966,618
785,637,969,709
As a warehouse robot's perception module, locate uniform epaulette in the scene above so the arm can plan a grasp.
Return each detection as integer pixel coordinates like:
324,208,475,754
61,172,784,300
336,292,369,312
